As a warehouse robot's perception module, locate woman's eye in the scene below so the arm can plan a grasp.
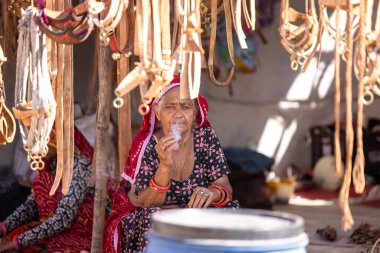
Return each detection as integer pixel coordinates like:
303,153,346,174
181,104,192,109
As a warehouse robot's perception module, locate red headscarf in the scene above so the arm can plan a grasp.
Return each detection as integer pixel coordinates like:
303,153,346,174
103,76,210,253
121,76,210,184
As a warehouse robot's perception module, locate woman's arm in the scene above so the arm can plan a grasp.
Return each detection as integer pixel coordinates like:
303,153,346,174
132,163,170,207
1,194,39,237
210,175,233,195
188,128,234,208
15,156,91,248
133,135,177,207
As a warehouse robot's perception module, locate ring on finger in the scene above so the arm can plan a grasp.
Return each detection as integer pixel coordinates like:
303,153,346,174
198,191,204,195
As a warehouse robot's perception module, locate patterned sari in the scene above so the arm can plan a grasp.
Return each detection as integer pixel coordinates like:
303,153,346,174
1,127,95,252
103,77,238,253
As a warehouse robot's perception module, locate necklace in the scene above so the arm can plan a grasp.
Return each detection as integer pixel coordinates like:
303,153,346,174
171,139,194,181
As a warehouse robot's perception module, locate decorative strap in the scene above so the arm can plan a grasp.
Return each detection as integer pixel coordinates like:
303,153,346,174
34,3,94,45
49,0,74,196
0,45,15,145
0,102,16,145
208,0,235,87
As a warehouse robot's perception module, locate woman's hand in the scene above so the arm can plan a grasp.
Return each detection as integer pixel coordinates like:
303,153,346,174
188,187,220,208
155,135,178,168
0,240,15,252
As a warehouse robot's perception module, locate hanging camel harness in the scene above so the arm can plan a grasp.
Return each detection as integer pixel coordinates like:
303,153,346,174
13,7,56,171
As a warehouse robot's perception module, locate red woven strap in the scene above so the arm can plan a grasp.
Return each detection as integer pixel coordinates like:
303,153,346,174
108,33,120,53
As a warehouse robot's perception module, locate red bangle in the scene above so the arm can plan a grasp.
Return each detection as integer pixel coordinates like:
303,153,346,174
209,185,231,207
149,177,171,193
13,236,21,250
209,185,225,202
0,223,6,237
220,185,232,201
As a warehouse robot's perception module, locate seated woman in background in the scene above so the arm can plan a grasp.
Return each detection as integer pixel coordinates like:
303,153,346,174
0,127,95,252
104,76,239,253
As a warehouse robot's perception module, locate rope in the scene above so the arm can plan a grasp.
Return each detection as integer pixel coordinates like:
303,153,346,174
339,0,354,231
334,8,342,177
352,0,367,194
279,0,319,71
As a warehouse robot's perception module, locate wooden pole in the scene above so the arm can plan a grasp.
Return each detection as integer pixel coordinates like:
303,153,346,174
116,1,133,182
91,36,114,252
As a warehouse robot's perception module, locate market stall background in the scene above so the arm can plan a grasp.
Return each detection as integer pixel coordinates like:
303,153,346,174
0,0,380,251
1,1,379,174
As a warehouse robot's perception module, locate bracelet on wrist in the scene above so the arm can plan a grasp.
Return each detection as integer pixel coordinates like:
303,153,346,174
208,185,225,202
149,177,171,193
209,185,231,207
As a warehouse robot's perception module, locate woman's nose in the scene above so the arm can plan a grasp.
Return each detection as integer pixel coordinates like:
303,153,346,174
173,108,184,117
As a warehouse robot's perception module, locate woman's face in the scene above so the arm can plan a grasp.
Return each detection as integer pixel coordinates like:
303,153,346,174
155,87,196,136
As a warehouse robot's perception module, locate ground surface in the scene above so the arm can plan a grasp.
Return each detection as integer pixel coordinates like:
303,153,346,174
274,201,379,253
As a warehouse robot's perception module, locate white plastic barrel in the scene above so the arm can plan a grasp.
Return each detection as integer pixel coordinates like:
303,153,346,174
146,209,308,253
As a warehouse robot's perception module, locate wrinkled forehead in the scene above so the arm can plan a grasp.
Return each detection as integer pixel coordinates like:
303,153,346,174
156,87,193,105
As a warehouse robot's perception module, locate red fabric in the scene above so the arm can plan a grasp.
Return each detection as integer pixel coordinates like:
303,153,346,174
7,223,44,253
32,126,94,252
33,171,94,252
103,76,210,253
74,125,94,160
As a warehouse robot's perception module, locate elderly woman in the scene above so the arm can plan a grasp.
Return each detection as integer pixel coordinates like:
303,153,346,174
0,127,95,252
104,77,239,253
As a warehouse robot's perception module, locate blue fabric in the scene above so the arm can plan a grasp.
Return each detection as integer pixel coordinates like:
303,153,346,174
223,148,274,174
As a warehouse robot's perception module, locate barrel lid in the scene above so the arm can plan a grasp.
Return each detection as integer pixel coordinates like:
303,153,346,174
151,209,305,240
